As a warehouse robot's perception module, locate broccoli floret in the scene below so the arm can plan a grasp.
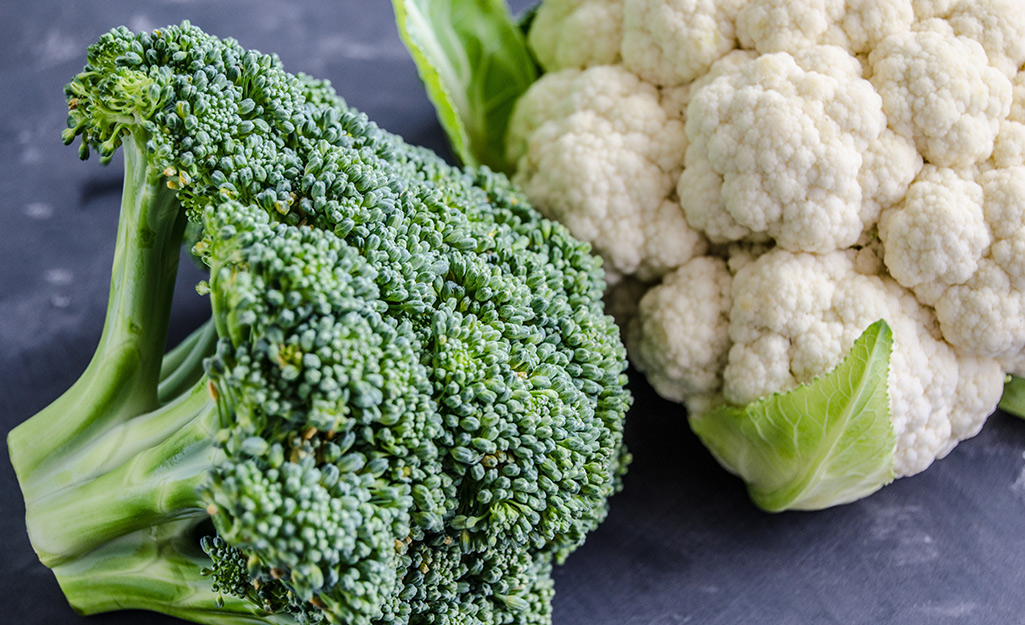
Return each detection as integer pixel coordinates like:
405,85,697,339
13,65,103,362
7,22,631,625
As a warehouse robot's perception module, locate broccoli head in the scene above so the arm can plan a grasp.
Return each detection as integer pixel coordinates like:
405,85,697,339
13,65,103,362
7,22,631,625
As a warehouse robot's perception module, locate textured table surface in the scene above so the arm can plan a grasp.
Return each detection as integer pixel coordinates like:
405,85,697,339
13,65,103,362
2,2,1025,624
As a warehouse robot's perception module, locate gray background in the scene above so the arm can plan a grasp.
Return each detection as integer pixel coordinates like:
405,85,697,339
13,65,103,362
2,2,1024,624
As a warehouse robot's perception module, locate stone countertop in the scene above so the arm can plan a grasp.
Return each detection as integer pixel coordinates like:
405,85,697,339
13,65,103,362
2,3,1024,624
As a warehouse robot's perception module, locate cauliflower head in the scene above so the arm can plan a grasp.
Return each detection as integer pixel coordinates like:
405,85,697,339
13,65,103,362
503,0,1025,509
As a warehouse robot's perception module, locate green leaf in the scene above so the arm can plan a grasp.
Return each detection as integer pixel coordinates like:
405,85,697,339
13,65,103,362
691,320,897,512
392,0,538,173
999,375,1025,418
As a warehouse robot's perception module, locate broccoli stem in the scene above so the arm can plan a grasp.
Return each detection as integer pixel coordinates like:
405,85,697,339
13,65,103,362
160,319,218,404
161,319,209,378
51,518,290,624
38,382,213,502
23,387,219,566
7,128,211,595
8,129,186,489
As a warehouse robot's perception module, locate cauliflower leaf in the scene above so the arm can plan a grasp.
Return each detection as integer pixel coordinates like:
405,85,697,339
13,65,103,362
691,320,896,512
392,0,536,173
1000,375,1025,418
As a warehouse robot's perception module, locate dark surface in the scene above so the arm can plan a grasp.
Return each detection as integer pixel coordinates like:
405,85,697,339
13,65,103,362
2,2,1024,624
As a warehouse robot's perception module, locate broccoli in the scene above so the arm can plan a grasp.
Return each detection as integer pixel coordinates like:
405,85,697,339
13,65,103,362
6,22,631,625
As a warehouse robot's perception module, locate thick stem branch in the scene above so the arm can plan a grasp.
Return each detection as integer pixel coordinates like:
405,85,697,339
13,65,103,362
52,519,291,624
25,397,220,567
160,318,218,404
8,129,186,486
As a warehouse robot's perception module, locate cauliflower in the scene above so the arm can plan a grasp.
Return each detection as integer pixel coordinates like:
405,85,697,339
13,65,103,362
880,164,1025,373
502,0,1025,509
621,0,746,87
735,0,915,54
395,0,1025,510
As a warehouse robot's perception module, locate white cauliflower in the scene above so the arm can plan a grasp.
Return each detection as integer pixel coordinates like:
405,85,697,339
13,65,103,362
501,0,1025,509
946,0,1025,78
868,19,1012,168
621,0,746,87
681,45,912,252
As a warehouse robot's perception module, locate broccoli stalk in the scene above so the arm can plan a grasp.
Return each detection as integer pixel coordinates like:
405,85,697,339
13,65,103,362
8,22,631,625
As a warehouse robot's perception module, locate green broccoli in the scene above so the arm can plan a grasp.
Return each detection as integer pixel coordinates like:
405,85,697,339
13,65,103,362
6,22,631,625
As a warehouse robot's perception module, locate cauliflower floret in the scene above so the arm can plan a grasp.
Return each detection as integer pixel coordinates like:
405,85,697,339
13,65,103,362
858,128,924,220
868,19,1012,168
507,65,703,282
503,68,579,166
880,165,1025,370
660,48,759,121
1011,70,1025,123
621,0,745,88
736,0,914,55
628,256,732,411
528,0,624,71
991,121,1025,169
677,144,749,243
879,166,990,302
682,46,906,252
946,0,1025,79
838,0,916,54
912,0,959,19
725,249,1004,476
736,0,845,53
935,264,1025,375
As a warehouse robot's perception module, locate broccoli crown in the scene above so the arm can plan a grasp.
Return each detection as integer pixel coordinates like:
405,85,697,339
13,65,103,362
19,21,633,625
